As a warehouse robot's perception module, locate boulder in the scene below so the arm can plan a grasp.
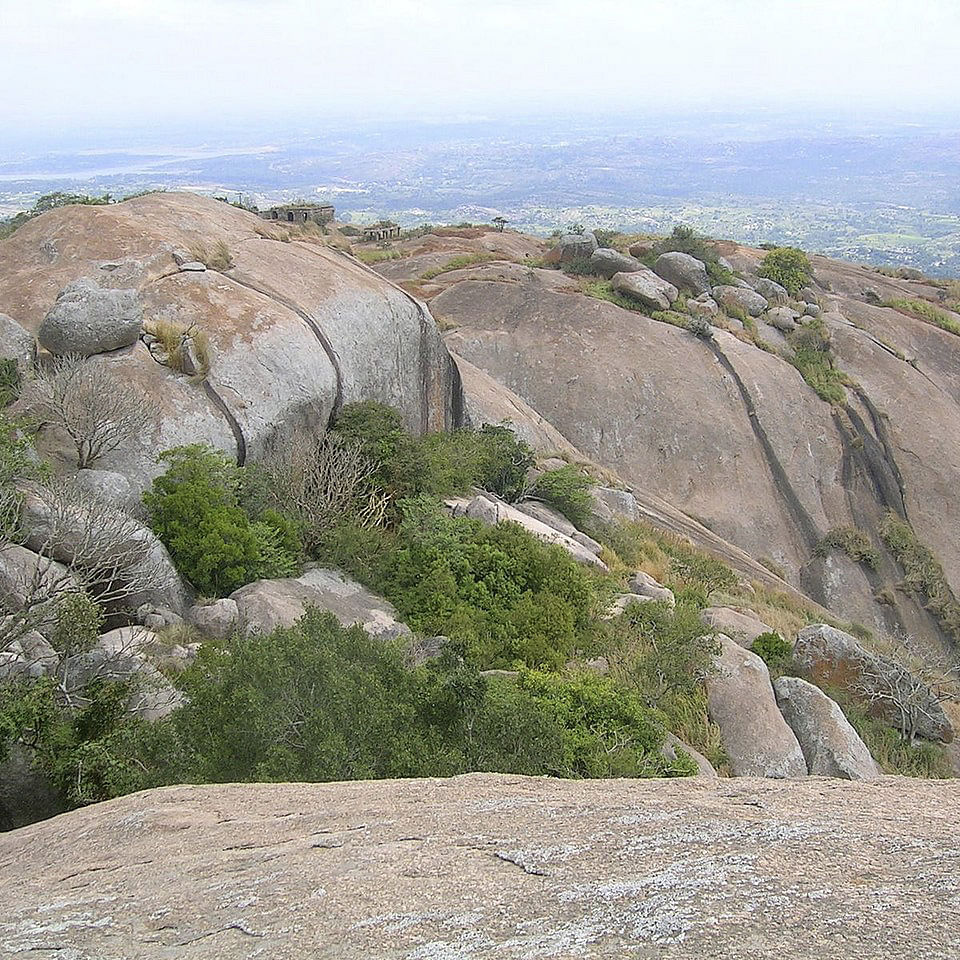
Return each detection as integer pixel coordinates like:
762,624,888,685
705,634,807,778
653,252,711,296
514,499,579,537
794,624,952,743
177,261,206,272
603,593,654,619
611,269,678,311
0,544,76,637
0,744,63,832
543,232,598,266
765,306,800,333
754,278,790,305
589,248,642,279
589,486,641,524
38,278,142,356
627,570,675,606
700,606,774,648
0,630,58,679
661,731,718,778
688,294,720,319
73,468,140,514
449,494,608,569
0,313,35,370
804,303,822,318
713,285,769,317
187,598,240,640
800,286,820,304
627,239,655,258
231,567,411,640
774,675,881,780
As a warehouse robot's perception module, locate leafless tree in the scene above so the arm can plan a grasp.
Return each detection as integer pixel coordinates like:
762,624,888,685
850,635,960,743
28,353,152,468
1,477,173,658
265,430,388,553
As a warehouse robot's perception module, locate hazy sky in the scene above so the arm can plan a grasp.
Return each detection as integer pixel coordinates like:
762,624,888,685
4,0,960,135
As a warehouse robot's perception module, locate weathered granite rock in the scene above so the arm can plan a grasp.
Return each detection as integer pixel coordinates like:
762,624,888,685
73,468,140,514
611,268,678,311
5,774,960,958
754,278,790,305
653,251,711,295
0,313,35,370
765,305,801,332
713,284,769,317
661,731,718,777
231,567,411,639
589,247,642,279
795,624,953,743
38,278,142,356
700,606,774,648
627,569,675,606
688,294,720,318
186,598,240,640
774,675,881,779
705,633,807,778
543,232,598,265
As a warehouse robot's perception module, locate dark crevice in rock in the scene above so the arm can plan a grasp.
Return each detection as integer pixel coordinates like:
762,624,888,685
708,340,824,585
848,386,908,519
202,380,247,466
223,269,344,428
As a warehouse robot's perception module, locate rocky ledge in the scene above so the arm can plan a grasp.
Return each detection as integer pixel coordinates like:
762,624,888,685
2,773,958,959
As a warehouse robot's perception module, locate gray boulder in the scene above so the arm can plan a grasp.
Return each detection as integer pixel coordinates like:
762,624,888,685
765,306,800,333
800,286,820,304
804,303,822,318
688,294,720,319
754,278,790,305
603,593,654,619
178,261,206,272
611,269,678,311
543,232,598,266
0,544,76,638
0,630,58,679
627,239,655,258
0,313,35,371
705,633,807,778
700,606,774,648
713,285,769,318
653,252,711,296
795,624,952,743
589,248,642,279
774,675,881,780
187,598,240,640
74,469,140,515
38,279,142,356
627,570,675,606
589,486,641,525
231,567,411,640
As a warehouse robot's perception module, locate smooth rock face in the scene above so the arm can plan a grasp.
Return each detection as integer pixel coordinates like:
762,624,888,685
700,606,774,647
5,774,960,959
754,277,790,305
231,567,411,640
543,231,598,265
73,468,139,514
38,278,142,356
653,251,711,295
713,284,769,317
795,624,953,742
774,675,881,779
705,633,807,778
0,313,35,370
589,247,642,279
611,268,678,310
187,598,239,640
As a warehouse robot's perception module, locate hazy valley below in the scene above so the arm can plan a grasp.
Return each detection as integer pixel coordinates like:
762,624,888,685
4,111,960,275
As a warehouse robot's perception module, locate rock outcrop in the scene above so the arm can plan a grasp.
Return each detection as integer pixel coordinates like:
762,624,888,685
3,774,959,959
38,278,142,356
700,606,774,647
611,268,677,310
589,247,642,279
653,251,711,295
705,633,807,777
231,567,410,639
774,675,881,779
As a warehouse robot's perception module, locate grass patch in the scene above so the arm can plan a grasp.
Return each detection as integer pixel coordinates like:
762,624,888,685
815,527,880,569
789,345,849,404
144,320,211,378
579,279,647,313
354,247,401,265
420,252,497,280
879,512,960,641
883,298,960,337
189,239,234,271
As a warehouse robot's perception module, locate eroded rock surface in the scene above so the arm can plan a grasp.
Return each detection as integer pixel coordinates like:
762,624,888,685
2,774,958,959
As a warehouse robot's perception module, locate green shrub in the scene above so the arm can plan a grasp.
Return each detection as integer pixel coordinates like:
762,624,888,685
530,465,594,528
143,445,301,596
562,255,597,277
879,513,960,641
815,527,880,569
789,344,848,404
751,631,795,675
757,247,813,295
0,359,20,407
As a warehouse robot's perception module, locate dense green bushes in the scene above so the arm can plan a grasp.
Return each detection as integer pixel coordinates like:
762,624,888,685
530,464,595,528
757,246,813,295
143,445,301,596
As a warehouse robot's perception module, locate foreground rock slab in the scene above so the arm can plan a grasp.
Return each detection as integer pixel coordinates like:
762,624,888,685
2,774,958,959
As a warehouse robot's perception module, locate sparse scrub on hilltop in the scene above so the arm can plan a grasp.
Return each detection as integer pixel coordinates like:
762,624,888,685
883,297,960,337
